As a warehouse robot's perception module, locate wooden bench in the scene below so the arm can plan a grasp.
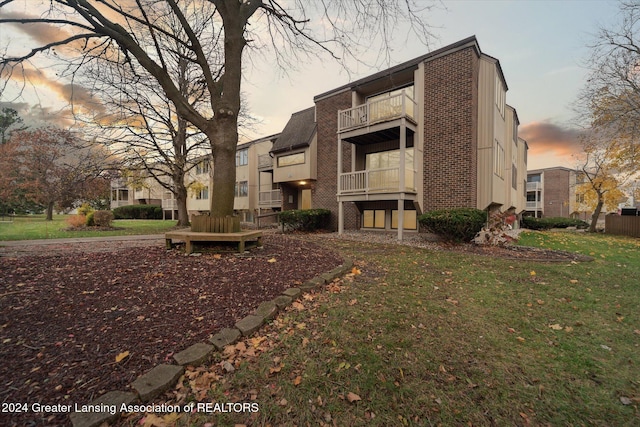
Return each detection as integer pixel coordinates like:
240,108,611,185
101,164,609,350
165,230,263,254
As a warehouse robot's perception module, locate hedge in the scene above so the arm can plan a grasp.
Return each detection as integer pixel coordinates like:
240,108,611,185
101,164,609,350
278,209,331,231
112,204,163,220
521,216,589,230
418,208,487,242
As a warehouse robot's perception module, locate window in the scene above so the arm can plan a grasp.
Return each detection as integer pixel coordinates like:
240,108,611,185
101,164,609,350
527,174,541,183
277,152,305,167
512,164,518,190
495,75,505,117
494,140,504,178
391,210,417,230
235,181,248,197
236,149,248,166
196,186,209,200
196,160,210,175
362,210,386,229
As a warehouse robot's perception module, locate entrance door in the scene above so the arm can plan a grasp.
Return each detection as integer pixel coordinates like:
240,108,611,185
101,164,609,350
301,189,312,210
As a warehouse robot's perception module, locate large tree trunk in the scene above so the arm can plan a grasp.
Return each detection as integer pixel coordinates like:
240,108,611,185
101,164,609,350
45,201,54,221
175,184,189,227
208,119,238,217
589,199,604,232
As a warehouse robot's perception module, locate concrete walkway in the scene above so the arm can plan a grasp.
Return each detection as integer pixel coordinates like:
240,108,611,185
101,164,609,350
0,234,165,247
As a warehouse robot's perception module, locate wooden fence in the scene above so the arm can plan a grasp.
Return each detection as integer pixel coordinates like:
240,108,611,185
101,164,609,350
605,215,640,238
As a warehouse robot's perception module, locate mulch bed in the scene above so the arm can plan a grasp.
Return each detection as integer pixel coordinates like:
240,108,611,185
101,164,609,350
0,234,344,427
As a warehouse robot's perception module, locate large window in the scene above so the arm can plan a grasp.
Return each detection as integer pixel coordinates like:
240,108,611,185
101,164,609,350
235,181,248,197
391,210,417,230
362,210,386,229
236,149,248,167
277,152,305,167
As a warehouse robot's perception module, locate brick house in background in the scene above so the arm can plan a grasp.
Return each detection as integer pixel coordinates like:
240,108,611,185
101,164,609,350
525,167,589,220
271,36,528,239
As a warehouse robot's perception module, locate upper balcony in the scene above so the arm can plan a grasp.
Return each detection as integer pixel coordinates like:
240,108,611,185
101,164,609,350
338,91,417,134
339,167,416,197
526,182,542,192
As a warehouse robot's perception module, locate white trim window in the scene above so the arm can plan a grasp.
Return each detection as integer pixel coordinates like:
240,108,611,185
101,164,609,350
494,140,505,179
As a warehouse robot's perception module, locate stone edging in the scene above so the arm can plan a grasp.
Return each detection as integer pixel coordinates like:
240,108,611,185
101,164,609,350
69,259,354,427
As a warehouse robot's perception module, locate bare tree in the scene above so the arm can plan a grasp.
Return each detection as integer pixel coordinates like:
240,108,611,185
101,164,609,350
572,0,640,231
1,0,436,218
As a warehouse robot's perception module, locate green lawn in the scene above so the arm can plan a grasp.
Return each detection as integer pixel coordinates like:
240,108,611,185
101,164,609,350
158,230,640,426
0,215,179,241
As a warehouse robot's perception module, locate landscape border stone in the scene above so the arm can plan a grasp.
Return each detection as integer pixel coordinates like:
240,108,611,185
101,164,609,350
173,342,215,366
69,391,138,427
131,364,185,403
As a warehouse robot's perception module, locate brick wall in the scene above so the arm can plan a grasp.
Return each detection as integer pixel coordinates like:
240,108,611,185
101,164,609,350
314,91,359,230
543,169,571,218
423,47,479,211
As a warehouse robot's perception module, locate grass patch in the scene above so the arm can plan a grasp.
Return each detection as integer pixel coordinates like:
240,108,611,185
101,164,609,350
0,215,178,241
128,232,640,426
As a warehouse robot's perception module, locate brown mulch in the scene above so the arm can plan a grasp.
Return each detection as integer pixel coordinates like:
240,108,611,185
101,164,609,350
0,234,344,427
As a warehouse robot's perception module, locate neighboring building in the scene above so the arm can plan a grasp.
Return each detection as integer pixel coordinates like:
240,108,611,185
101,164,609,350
525,167,588,219
271,36,528,239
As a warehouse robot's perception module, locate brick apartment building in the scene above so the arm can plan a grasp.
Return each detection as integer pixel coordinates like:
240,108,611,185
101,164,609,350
525,167,589,219
270,36,527,239
112,36,528,239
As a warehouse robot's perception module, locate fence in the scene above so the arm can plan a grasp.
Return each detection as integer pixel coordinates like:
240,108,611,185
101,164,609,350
605,215,640,238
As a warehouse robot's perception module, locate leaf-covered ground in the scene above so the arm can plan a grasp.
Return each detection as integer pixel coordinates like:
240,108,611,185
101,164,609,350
0,234,344,427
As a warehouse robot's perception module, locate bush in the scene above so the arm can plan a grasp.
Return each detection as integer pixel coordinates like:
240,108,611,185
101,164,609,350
77,203,94,217
92,210,114,227
86,211,95,226
279,209,331,232
522,216,589,230
418,208,487,242
66,214,86,228
113,204,163,219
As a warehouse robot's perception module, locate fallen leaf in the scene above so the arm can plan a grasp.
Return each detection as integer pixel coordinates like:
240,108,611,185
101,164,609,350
620,396,632,405
267,258,277,263
292,301,305,311
549,324,563,330
530,271,536,276
351,267,361,275
293,375,302,386
115,351,130,363
569,279,578,284
516,336,526,342
346,392,361,403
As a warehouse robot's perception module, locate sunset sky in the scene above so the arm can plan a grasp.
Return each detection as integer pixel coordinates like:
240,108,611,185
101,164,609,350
0,0,621,170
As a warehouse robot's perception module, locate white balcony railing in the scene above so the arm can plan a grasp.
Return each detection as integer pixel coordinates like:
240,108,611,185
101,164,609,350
526,201,542,210
338,92,417,132
110,200,130,208
339,167,415,194
526,182,542,191
259,190,281,206
162,199,178,210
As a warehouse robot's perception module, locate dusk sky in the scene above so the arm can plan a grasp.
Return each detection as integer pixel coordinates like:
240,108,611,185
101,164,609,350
0,0,622,170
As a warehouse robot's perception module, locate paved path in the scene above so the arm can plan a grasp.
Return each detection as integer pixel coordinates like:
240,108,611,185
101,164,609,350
0,234,166,257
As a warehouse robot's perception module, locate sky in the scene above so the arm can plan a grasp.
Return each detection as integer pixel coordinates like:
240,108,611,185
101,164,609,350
0,0,623,170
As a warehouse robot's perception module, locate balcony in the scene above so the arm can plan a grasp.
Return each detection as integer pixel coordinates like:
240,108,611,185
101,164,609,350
339,167,416,195
526,182,542,191
259,190,281,208
338,92,417,133
258,154,273,170
162,198,178,210
526,201,542,210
